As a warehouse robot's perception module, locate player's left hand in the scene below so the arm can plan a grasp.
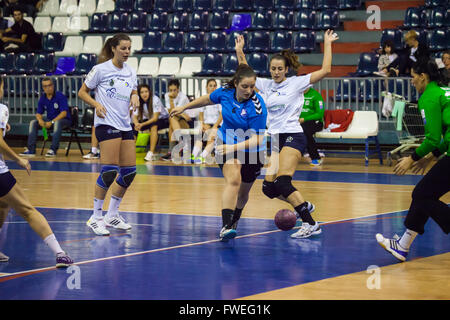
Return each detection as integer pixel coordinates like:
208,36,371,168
411,155,433,175
130,94,140,112
394,156,414,175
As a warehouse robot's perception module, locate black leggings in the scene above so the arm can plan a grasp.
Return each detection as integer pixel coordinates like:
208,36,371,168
301,120,324,160
404,156,450,235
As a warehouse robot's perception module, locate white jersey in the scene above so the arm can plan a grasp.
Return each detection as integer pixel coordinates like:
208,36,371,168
132,95,164,120
164,91,197,119
85,59,137,131
0,103,10,174
256,74,311,134
201,103,222,125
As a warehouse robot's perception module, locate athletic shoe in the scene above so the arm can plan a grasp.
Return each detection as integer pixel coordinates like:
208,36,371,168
86,216,110,236
160,152,171,161
56,252,74,268
192,156,205,164
19,149,35,157
376,233,408,262
219,227,237,242
83,151,100,159
291,222,322,239
45,149,56,157
104,215,132,230
310,159,323,167
0,252,9,262
144,151,154,161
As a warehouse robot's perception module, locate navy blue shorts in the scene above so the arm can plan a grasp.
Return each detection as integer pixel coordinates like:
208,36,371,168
270,132,307,155
95,125,134,143
0,171,16,197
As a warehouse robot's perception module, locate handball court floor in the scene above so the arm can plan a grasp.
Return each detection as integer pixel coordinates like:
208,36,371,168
0,150,449,300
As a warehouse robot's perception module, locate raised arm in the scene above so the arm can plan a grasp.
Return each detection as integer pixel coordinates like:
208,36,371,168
310,30,339,84
235,34,248,66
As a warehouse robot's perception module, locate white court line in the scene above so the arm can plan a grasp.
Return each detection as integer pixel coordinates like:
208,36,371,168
0,209,409,281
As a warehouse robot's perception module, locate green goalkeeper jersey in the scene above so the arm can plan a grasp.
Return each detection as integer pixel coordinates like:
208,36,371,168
412,81,450,160
300,88,325,122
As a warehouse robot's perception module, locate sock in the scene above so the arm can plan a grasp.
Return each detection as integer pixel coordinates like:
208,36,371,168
222,209,234,229
231,207,243,228
106,195,122,219
192,145,201,158
44,234,64,255
201,149,209,159
398,229,418,250
92,147,99,154
294,202,315,225
93,198,104,219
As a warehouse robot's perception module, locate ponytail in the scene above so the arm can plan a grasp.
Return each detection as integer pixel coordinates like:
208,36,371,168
270,49,302,71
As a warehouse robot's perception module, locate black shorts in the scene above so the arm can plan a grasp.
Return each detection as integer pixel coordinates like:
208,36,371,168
0,171,16,197
95,125,134,143
270,132,308,155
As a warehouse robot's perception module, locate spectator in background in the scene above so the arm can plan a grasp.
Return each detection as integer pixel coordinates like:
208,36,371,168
299,87,325,167
0,8,40,52
375,40,398,77
19,77,72,157
0,8,13,30
441,50,450,85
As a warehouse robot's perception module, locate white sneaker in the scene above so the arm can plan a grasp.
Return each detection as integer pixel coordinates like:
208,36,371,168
376,233,408,262
83,151,100,159
45,149,56,157
291,222,322,239
104,214,132,230
86,216,110,236
144,151,154,161
0,251,9,262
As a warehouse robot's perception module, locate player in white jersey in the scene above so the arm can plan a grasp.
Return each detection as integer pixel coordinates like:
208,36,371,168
78,33,139,236
235,30,339,239
0,77,73,267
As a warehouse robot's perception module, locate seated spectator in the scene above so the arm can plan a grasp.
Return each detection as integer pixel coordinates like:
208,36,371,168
190,79,222,164
299,87,325,167
19,78,71,157
374,40,398,77
160,79,195,161
441,50,450,85
131,83,168,162
0,8,41,52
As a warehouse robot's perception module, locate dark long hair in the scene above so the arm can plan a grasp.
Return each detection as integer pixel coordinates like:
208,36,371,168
98,33,131,64
270,49,302,71
225,64,256,89
137,83,153,121
412,58,446,86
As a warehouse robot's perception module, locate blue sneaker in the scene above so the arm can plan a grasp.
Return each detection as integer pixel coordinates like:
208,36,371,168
376,233,408,262
19,149,35,156
219,227,237,242
310,159,322,167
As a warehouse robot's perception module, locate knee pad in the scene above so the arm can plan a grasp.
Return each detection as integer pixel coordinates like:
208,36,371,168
262,180,281,199
96,165,119,190
273,175,297,198
116,166,137,188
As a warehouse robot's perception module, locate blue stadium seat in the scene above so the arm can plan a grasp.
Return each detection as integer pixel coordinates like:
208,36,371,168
427,28,448,51
272,11,294,30
193,0,212,10
424,0,448,7
0,53,15,74
221,54,239,76
214,0,232,10
146,12,168,30
139,31,163,53
184,31,205,53
274,0,295,10
43,33,64,52
189,11,209,31
210,11,230,30
251,10,273,30
115,0,134,11
315,10,339,30
51,57,76,75
427,7,448,28
195,53,223,76
89,13,108,33
293,31,315,52
107,12,128,33
314,0,338,10
334,78,358,102
206,31,228,52
73,53,98,75
271,31,293,52
153,0,174,12
134,0,153,11
353,52,378,76
248,31,271,52
168,12,189,31
402,7,425,29
295,0,314,10
232,0,253,11
14,53,35,74
253,0,274,10
33,53,55,74
247,52,269,77
380,29,403,51
174,0,193,11
226,31,249,52
162,31,184,53
127,11,147,32
294,10,315,29
338,0,361,9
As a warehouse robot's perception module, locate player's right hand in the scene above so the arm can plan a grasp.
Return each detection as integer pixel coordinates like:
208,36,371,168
95,104,107,118
170,106,185,117
17,158,31,175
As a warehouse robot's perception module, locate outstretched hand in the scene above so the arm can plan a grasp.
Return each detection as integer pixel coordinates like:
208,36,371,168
170,106,185,118
235,34,245,52
324,29,339,44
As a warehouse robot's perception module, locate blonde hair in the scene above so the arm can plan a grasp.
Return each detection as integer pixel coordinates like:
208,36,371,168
405,30,418,42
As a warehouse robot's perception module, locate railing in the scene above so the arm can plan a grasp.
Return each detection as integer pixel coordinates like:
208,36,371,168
2,75,417,124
